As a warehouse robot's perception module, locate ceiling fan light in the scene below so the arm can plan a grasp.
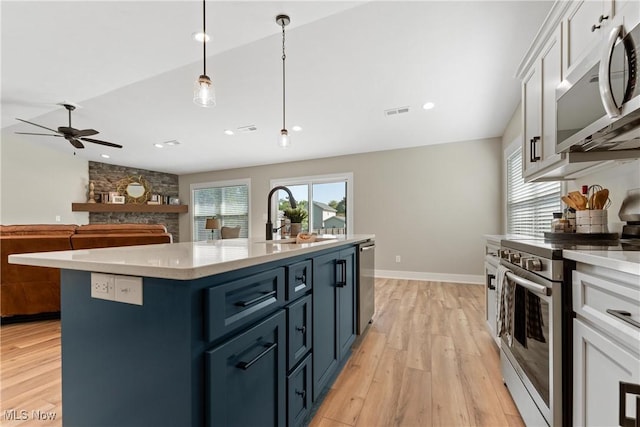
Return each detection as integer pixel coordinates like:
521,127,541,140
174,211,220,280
278,129,291,148
194,75,215,107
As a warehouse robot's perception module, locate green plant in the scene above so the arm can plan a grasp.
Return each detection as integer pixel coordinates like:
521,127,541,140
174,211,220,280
283,207,307,223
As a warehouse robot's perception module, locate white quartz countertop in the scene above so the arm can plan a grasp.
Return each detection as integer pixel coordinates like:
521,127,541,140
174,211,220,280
563,250,640,276
9,235,375,280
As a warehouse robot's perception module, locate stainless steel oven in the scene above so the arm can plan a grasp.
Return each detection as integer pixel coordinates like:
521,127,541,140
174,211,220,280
499,240,571,427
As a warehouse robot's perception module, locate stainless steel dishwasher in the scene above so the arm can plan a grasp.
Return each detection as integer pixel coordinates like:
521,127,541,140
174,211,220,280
357,240,375,334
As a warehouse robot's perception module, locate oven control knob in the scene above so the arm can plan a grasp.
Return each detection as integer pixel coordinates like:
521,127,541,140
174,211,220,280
508,252,521,263
499,249,510,259
525,258,542,271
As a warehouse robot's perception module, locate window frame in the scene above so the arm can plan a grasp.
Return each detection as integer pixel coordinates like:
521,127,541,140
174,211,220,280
270,173,354,235
504,138,564,237
190,178,251,241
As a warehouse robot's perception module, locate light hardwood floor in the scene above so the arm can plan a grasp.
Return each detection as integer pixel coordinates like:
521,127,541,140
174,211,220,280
0,279,523,426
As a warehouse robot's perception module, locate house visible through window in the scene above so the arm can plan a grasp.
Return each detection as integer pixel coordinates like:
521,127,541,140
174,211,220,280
192,180,250,240
506,146,561,237
271,174,353,235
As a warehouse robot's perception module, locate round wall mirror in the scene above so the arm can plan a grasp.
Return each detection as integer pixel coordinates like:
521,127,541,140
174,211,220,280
116,176,151,204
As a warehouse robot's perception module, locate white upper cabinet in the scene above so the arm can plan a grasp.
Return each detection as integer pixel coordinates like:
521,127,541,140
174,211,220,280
521,27,563,180
564,0,614,76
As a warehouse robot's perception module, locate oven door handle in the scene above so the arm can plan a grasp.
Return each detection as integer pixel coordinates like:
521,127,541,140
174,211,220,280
505,271,551,296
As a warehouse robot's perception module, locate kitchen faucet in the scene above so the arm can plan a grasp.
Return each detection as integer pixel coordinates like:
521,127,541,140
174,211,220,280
266,186,297,240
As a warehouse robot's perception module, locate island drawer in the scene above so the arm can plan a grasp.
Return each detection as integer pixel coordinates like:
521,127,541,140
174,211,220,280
286,260,312,301
206,267,285,342
287,353,312,427
287,294,312,370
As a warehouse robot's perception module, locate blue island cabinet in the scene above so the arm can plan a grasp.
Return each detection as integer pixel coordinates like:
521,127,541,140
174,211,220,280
312,246,357,400
58,243,358,427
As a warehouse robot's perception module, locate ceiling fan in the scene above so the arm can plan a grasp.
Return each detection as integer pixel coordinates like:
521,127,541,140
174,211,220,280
15,103,123,149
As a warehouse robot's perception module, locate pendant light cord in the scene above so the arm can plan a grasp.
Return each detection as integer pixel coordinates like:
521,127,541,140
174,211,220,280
281,21,286,130
202,0,207,76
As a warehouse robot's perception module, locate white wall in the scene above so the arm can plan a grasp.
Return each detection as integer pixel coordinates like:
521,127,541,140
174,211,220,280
0,134,89,224
180,138,502,283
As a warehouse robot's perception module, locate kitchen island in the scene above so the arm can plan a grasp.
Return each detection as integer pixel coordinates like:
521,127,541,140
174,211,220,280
9,235,374,427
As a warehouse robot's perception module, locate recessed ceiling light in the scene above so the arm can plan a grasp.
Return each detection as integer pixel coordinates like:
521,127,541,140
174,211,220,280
101,154,110,159
164,140,181,146
292,125,303,132
422,102,435,110
224,129,234,136
154,143,164,148
192,31,210,43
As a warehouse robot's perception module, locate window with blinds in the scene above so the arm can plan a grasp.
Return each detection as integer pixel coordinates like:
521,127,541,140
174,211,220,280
193,182,249,240
506,148,561,237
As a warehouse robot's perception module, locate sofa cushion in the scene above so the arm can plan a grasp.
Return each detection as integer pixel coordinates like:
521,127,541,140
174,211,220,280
71,233,172,249
0,224,77,236
74,224,168,235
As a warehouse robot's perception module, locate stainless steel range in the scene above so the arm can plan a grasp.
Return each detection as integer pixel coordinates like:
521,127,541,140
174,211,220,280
498,239,574,427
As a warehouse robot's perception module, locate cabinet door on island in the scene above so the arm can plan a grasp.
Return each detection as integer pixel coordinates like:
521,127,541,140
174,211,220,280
312,247,357,400
206,310,287,427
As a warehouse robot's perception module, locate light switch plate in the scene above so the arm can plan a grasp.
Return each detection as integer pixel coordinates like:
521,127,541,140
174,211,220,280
114,275,143,305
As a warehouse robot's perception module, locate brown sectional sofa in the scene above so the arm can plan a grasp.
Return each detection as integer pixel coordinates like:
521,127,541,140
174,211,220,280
1,223,172,320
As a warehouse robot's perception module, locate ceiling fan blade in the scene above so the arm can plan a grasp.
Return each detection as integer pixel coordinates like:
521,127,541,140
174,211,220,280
81,137,123,149
15,132,63,137
76,129,99,137
69,138,85,149
16,118,61,134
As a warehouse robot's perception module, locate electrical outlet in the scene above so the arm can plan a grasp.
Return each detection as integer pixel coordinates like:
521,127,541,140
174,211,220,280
55,215,61,222
395,255,401,263
115,276,143,306
91,273,115,301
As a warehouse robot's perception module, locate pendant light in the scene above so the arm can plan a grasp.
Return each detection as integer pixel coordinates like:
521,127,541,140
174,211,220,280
276,15,291,148
193,0,215,107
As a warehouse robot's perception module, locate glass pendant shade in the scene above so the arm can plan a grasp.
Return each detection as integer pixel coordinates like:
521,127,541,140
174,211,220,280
278,129,291,148
194,75,215,107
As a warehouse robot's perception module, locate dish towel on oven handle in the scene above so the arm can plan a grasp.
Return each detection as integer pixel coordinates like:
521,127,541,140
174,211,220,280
496,265,515,347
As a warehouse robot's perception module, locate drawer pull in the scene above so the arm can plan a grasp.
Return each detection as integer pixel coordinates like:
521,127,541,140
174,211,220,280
295,274,306,283
619,381,640,427
607,309,640,329
236,342,277,370
295,389,306,399
235,290,276,308
336,259,347,287
295,325,306,334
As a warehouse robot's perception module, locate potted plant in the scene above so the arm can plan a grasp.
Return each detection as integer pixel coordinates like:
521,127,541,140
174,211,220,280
283,207,307,236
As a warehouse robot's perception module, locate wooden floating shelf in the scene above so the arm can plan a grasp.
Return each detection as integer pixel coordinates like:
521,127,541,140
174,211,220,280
72,203,188,213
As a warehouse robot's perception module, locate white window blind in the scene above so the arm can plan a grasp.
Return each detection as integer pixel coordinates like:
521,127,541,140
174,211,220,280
506,148,561,237
193,184,249,240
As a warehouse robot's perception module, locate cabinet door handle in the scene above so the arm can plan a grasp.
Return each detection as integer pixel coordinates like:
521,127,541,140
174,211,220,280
295,325,306,334
591,14,609,32
607,309,640,329
295,274,306,283
336,259,347,287
619,382,640,427
295,389,306,399
530,136,541,162
236,342,277,370
235,290,276,307
487,274,496,290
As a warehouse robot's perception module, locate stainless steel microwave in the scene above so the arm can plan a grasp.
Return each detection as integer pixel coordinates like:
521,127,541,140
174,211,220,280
556,20,640,154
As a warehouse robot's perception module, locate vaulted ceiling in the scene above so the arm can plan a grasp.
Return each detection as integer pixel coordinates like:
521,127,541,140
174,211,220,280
1,1,553,175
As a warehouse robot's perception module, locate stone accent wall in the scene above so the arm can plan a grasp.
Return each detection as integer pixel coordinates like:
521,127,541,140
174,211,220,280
88,162,181,241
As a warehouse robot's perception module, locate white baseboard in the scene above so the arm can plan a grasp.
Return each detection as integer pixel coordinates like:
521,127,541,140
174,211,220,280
375,269,484,285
